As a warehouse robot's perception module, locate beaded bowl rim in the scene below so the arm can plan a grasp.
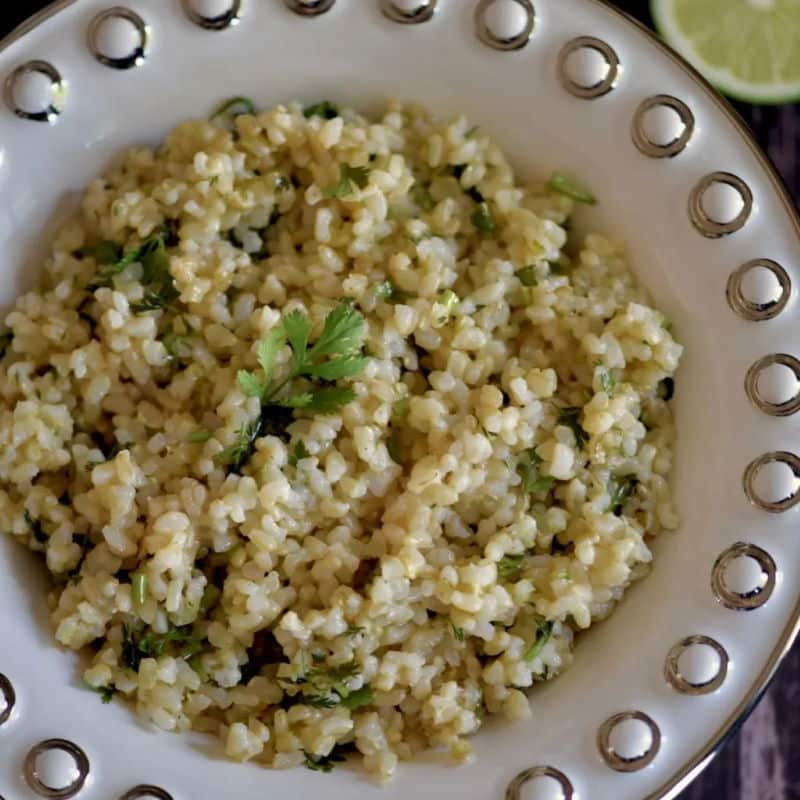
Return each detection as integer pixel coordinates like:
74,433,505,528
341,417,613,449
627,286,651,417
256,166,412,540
0,1,799,799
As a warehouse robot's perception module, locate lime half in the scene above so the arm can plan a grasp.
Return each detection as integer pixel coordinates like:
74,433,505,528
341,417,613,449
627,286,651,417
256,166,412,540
651,0,800,104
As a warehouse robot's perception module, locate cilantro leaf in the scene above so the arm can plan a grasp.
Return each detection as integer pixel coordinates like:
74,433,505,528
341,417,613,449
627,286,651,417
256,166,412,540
80,240,122,265
497,554,526,580
306,356,369,381
88,684,115,704
303,100,340,119
211,96,257,119
524,620,554,663
278,392,314,409
607,475,639,515
257,328,287,383
546,171,596,205
471,201,496,234
282,310,311,368
452,623,465,642
302,387,356,413
516,449,555,495
308,302,366,359
238,370,266,398
187,429,212,444
303,750,348,773
288,441,311,467
557,407,589,449
515,266,538,286
340,686,374,710
599,369,616,395
324,164,370,198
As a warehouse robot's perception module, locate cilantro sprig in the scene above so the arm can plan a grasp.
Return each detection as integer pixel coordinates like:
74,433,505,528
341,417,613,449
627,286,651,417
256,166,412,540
303,100,340,119
217,302,368,472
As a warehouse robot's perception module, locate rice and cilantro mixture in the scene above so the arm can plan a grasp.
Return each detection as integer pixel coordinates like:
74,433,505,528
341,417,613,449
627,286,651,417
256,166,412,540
0,99,682,780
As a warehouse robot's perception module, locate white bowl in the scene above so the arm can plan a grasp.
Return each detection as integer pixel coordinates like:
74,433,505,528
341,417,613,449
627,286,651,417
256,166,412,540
1,1,799,799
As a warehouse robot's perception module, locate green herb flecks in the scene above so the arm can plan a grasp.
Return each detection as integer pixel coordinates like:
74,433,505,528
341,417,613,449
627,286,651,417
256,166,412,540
599,369,616,395
451,623,466,643
515,266,538,287
121,623,203,672
288,441,311,468
211,96,257,120
556,407,589,450
546,172,596,205
219,302,367,472
607,475,639,516
274,174,291,192
303,100,340,119
343,625,365,637
375,281,412,305
497,554,526,580
516,449,555,495
524,620,554,663
187,428,213,444
286,659,373,712
411,184,435,211
324,164,371,199
88,683,116,704
471,201,496,234
437,289,459,323
130,237,180,313
303,745,355,773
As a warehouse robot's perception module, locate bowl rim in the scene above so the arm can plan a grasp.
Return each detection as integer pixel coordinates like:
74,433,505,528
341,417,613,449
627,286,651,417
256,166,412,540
1,1,799,798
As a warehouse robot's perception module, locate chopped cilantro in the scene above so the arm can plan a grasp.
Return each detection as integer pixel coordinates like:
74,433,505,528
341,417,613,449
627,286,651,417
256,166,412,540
497,554,526,580
524,620,554,663
210,96,257,119
471,201,496,234
515,266,538,286
187,428,213,444
599,369,616,395
289,441,311,467
411,184,435,211
121,623,203,672
324,164,370,198
344,625,365,637
516,449,555,495
556,406,589,449
340,686,374,710
303,746,352,773
546,172,596,205
607,475,639,515
452,623,465,642
438,289,459,321
88,684,115,704
303,100,340,119
274,174,291,192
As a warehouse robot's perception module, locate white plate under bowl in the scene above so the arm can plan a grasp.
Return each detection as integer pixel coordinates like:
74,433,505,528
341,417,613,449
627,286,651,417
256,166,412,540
1,1,799,799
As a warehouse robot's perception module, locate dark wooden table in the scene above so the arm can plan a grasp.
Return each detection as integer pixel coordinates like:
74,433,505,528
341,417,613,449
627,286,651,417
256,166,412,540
2,2,798,798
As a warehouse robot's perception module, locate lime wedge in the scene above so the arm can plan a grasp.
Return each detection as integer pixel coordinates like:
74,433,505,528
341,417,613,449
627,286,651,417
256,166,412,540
651,0,800,104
